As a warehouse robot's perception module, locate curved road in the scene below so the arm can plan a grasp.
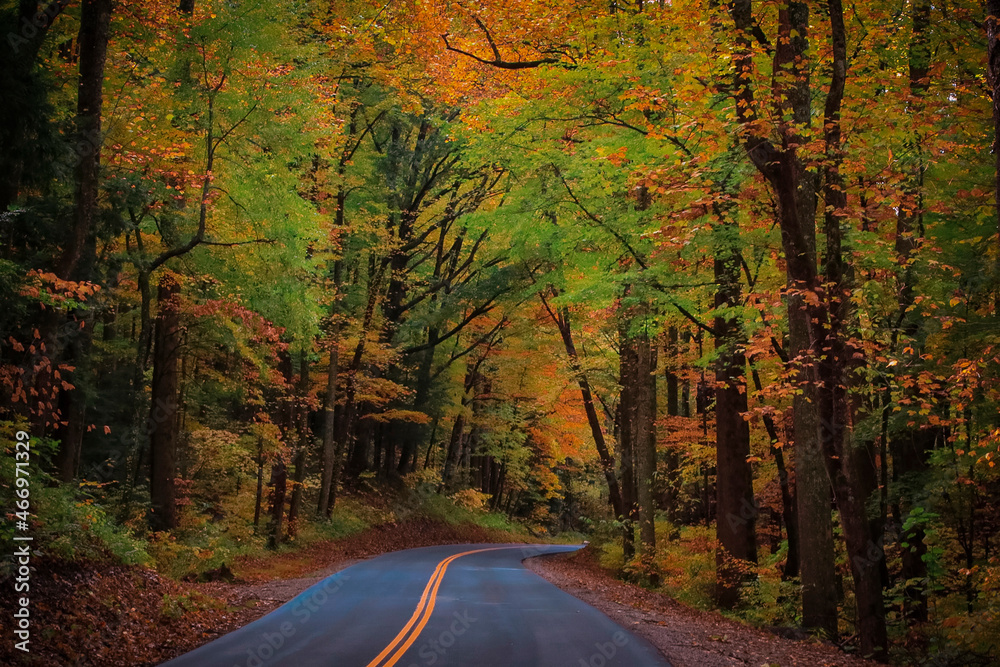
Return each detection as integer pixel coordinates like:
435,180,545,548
163,543,670,667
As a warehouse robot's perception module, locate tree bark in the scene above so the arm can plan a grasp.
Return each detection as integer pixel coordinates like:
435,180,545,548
253,437,264,528
50,0,111,480
713,225,758,607
287,350,310,538
148,274,181,531
634,330,657,563
988,0,1000,275
268,352,294,548
889,0,932,622
319,329,339,516
267,459,287,549
727,0,840,640
751,367,799,579
57,0,111,280
618,320,638,563
819,0,888,655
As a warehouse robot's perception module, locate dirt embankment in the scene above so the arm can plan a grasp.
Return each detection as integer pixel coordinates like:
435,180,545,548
526,548,876,667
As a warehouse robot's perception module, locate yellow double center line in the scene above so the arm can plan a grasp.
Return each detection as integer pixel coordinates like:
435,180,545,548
365,546,511,667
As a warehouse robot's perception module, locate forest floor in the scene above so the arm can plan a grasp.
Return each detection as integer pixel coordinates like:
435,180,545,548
526,549,877,667
2,520,875,667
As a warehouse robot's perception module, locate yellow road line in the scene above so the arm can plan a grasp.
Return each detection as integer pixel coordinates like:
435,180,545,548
366,546,512,667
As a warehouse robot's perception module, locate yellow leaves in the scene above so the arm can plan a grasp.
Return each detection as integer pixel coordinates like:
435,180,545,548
365,409,432,424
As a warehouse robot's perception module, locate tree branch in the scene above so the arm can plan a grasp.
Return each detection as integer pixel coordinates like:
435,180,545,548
441,32,561,70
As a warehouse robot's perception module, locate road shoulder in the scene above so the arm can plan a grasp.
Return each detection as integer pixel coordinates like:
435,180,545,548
525,549,876,667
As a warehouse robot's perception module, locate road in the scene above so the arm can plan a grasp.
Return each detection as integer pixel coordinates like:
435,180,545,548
162,543,671,667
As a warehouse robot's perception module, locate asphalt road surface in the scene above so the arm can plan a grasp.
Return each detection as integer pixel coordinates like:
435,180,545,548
162,543,671,667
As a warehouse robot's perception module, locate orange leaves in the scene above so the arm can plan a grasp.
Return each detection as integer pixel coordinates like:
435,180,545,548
20,270,100,310
603,146,629,168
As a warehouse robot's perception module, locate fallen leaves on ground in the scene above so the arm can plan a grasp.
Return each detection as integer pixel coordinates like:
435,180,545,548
526,549,877,667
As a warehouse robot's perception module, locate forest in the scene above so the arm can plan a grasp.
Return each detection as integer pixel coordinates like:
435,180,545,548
2,0,1000,665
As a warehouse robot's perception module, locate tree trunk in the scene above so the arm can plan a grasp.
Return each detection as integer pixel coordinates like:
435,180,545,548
253,437,264,528
287,350,310,538
661,332,682,529
547,302,624,520
442,412,466,490
988,0,1000,275
727,0,840,639
821,0,888,655
887,0,932,623
51,0,111,481
148,274,181,531
635,331,657,563
665,326,679,416
713,230,758,607
267,459,287,549
397,330,436,473
751,367,799,579
319,331,339,516
268,352,294,548
52,330,88,482
618,321,638,563
57,0,111,280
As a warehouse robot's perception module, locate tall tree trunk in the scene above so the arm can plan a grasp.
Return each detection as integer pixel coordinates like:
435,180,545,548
821,0,888,655
713,224,758,607
253,437,264,528
727,0,840,639
397,330,436,474
51,329,88,482
287,349,310,538
618,320,638,563
148,274,181,531
267,459,287,549
268,352,294,548
542,299,624,520
665,326,679,416
634,329,657,563
888,0,932,623
342,254,387,474
988,0,1000,280
319,329,339,516
57,0,110,280
442,413,466,490
751,366,799,579
661,330,682,529
50,0,111,479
